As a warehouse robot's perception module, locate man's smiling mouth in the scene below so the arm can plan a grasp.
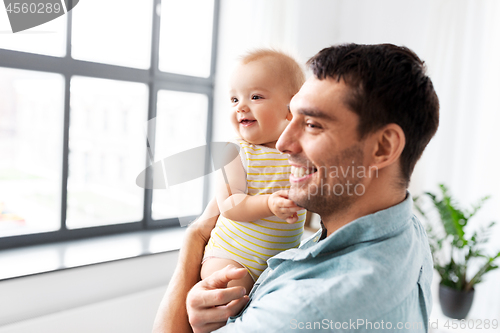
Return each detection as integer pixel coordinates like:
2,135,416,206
290,164,318,182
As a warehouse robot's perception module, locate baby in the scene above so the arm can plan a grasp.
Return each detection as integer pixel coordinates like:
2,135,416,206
201,49,307,293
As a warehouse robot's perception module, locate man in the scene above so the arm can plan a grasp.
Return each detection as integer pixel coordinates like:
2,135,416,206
153,43,439,333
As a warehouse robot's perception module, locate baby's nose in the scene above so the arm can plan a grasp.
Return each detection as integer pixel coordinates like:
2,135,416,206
237,105,249,112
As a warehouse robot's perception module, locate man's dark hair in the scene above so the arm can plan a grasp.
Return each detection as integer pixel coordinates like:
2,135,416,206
307,43,439,188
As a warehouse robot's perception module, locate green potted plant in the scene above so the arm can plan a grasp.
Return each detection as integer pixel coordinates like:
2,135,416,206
414,184,500,319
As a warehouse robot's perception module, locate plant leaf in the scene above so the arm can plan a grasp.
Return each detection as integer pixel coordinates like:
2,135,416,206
465,251,500,291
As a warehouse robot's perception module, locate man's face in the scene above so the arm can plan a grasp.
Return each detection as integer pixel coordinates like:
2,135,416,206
276,77,368,217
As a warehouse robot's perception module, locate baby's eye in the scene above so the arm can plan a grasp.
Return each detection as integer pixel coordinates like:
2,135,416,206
231,97,238,103
251,95,263,100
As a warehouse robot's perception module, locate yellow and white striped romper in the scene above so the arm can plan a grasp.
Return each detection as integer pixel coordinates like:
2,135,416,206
203,138,306,281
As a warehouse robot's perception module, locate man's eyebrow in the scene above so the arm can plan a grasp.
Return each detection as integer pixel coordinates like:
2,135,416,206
298,108,336,121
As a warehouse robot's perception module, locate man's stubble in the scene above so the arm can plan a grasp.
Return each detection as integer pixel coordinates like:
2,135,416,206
289,143,365,219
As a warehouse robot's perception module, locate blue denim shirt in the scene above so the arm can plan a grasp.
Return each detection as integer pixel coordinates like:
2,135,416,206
216,193,433,332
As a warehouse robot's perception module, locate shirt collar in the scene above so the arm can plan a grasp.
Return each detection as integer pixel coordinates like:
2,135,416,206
270,192,413,263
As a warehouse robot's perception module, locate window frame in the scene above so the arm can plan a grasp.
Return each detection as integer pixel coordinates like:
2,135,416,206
0,0,220,250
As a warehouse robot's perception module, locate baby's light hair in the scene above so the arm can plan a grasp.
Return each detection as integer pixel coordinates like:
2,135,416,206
240,49,305,97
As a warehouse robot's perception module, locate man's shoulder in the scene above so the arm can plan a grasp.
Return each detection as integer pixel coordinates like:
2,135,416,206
222,214,433,332
253,215,433,322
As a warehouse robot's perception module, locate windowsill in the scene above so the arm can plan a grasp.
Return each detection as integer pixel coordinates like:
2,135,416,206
0,227,186,282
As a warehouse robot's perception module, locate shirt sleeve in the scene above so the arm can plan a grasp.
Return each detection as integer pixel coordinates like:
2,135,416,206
213,285,325,333
212,277,429,333
234,139,249,175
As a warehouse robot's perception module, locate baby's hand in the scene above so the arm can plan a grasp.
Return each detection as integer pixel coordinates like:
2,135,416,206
268,190,302,223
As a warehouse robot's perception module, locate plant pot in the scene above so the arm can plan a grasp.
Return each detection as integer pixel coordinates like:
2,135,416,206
439,284,475,319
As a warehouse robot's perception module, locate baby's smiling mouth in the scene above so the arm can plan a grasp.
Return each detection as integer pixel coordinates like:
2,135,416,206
239,118,256,126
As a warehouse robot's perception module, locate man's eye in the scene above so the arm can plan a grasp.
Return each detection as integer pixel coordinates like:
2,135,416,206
231,97,238,103
306,123,321,129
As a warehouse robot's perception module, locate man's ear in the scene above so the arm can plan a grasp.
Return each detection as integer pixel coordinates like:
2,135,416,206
369,123,405,171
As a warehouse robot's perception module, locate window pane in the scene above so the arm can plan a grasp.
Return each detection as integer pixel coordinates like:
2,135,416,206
0,11,66,57
67,77,148,229
0,68,64,237
152,90,208,221
71,0,153,69
158,0,214,77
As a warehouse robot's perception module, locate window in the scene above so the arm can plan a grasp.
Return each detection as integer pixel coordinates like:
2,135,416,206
152,90,208,221
0,0,219,249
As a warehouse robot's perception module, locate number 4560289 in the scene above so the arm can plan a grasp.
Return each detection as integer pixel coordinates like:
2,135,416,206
5,2,62,14
444,319,499,330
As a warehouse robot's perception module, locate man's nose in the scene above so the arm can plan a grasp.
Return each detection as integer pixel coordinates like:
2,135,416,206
276,119,300,154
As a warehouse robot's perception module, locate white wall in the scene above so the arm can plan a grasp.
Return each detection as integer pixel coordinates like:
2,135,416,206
214,0,500,321
0,252,178,333
213,0,434,143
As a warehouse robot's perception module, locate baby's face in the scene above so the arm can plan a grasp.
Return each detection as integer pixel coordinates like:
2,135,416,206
229,59,292,148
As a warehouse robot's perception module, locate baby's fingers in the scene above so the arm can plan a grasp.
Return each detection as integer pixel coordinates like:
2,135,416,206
274,206,301,221
278,198,301,209
281,205,302,215
286,212,299,224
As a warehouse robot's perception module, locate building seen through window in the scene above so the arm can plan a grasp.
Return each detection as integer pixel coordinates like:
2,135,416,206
0,0,218,248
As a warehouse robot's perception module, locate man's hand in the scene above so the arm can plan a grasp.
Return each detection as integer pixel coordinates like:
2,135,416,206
268,190,302,223
187,265,250,333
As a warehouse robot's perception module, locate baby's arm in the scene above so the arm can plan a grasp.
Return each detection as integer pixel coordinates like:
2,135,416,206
198,196,219,223
268,190,302,223
216,154,302,223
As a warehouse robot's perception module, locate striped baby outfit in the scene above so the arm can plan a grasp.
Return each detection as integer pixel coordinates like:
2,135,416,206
203,138,306,281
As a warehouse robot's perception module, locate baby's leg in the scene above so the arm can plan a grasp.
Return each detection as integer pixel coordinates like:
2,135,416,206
201,258,255,295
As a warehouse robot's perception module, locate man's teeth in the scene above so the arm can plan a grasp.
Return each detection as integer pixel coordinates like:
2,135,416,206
291,166,313,178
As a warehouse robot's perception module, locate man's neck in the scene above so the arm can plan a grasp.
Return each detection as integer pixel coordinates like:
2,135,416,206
321,186,407,237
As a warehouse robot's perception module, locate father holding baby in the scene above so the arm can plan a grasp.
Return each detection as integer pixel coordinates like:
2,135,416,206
153,43,440,333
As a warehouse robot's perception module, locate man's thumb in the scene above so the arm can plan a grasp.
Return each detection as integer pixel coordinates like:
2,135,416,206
206,265,248,288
